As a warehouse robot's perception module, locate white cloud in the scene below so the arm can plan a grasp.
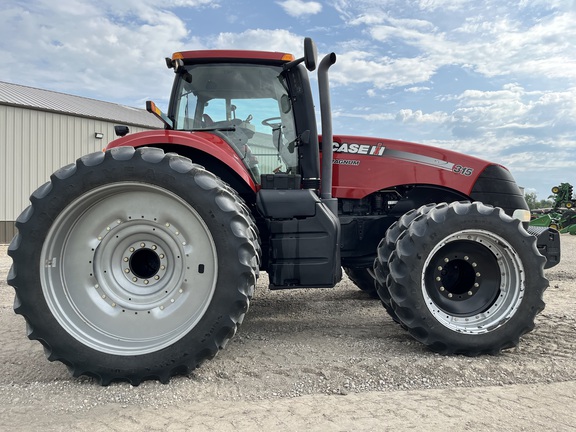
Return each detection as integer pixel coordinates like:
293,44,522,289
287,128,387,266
405,86,430,93
449,84,576,140
334,82,576,168
518,0,568,11
277,0,322,17
334,1,576,89
396,109,449,124
332,109,395,121
349,13,386,26
0,1,207,106
416,0,473,12
453,12,576,80
330,50,438,89
211,29,304,53
0,2,310,110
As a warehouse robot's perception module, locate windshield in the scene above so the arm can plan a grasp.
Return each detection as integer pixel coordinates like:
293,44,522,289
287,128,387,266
172,63,299,180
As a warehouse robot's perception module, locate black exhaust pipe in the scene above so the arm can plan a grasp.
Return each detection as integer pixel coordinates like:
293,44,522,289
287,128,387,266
317,52,337,215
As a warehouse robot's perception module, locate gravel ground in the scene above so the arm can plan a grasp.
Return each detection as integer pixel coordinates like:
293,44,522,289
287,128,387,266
1,235,575,431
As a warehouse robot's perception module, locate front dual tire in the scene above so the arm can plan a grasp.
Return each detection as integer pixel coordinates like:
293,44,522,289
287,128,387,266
376,202,548,355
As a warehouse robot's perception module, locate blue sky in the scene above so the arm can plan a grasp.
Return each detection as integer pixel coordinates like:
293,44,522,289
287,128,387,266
1,0,575,200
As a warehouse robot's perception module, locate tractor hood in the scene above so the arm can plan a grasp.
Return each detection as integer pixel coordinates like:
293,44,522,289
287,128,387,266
327,134,498,200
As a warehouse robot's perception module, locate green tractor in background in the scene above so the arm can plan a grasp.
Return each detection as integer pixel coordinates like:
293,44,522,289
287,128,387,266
531,183,576,234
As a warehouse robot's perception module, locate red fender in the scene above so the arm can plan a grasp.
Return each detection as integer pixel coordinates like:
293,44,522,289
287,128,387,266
106,130,258,192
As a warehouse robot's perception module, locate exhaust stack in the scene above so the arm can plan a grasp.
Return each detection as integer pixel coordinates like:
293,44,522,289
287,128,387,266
317,52,337,215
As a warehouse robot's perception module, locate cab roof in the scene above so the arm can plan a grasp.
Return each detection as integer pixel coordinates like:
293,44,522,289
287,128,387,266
172,50,295,63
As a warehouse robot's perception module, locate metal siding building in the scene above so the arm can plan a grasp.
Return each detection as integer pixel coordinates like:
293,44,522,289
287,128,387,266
0,81,163,243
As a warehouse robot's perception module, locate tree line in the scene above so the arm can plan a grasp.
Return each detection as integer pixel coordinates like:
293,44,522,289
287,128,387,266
524,192,553,210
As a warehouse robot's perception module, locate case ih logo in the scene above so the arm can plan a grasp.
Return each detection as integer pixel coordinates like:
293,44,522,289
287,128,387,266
333,142,386,156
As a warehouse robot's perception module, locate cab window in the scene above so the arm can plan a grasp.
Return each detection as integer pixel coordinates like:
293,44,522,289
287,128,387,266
172,64,299,181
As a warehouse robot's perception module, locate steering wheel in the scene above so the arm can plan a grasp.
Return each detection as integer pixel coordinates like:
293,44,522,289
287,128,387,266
261,117,282,128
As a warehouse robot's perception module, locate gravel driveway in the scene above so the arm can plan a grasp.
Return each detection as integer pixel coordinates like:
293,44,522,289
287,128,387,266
1,235,575,431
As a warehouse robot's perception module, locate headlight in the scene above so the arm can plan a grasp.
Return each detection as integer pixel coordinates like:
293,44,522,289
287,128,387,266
512,209,531,222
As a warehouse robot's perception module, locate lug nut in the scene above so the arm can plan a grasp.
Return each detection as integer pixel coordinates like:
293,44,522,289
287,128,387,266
436,276,441,281
130,247,135,252
132,277,138,282
125,268,130,273
448,293,453,298
140,242,146,248
476,272,481,277
439,286,445,292
468,291,473,296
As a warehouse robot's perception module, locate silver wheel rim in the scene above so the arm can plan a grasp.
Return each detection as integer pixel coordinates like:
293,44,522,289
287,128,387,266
422,229,525,334
40,182,218,356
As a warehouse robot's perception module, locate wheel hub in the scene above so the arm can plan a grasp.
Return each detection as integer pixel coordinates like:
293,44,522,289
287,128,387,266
129,247,161,279
122,241,167,287
93,219,187,311
425,239,501,317
435,255,481,300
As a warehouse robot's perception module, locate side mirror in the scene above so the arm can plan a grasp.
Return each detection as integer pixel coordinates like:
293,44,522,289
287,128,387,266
283,37,318,72
114,125,130,137
304,37,318,72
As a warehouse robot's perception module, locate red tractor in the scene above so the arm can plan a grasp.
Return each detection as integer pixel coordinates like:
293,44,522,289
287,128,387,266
8,39,560,384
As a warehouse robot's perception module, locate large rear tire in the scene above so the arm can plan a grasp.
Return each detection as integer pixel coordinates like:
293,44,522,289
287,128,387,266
343,267,378,298
7,147,260,384
386,201,547,355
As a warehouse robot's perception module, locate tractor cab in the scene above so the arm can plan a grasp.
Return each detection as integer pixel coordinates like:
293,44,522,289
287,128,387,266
162,48,321,187
169,61,299,180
